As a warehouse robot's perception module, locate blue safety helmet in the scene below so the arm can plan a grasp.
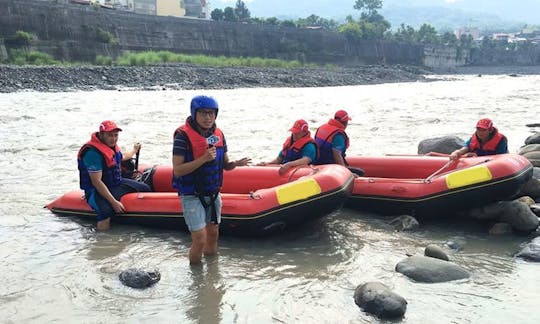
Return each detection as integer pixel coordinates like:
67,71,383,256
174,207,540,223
190,95,219,119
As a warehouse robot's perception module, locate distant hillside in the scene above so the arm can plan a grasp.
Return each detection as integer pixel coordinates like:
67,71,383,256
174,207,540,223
213,0,537,32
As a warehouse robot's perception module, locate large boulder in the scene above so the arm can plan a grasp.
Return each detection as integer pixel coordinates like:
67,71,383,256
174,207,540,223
498,200,540,232
395,255,470,283
354,282,407,318
518,144,540,155
533,167,540,180
515,237,540,262
524,132,540,145
522,151,540,167
418,136,465,155
119,268,161,289
519,178,540,201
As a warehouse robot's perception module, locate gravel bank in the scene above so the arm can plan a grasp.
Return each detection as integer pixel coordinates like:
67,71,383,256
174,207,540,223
0,64,430,93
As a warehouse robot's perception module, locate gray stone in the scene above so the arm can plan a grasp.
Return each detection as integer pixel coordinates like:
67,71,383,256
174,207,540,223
515,237,540,262
488,222,513,235
119,268,161,289
533,167,540,180
518,144,540,155
417,136,465,155
519,179,540,200
466,202,505,220
389,215,420,231
524,133,540,145
531,204,540,217
522,151,540,167
354,282,407,319
395,255,470,283
499,200,540,232
424,244,450,261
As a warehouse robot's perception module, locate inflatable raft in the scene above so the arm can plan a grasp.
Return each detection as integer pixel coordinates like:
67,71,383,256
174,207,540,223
46,164,354,236
345,154,533,216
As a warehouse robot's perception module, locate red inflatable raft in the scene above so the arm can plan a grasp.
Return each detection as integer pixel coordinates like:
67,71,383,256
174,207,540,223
345,154,533,216
46,164,354,236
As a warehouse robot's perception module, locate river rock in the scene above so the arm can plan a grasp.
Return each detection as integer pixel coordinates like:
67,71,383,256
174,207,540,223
518,144,540,155
395,255,470,283
417,136,465,155
519,179,540,200
119,268,161,289
488,222,513,235
516,196,536,206
498,200,540,232
515,237,540,262
524,132,540,145
522,151,540,167
424,244,450,261
389,215,419,231
531,204,540,217
353,282,407,318
533,167,540,180
465,202,504,220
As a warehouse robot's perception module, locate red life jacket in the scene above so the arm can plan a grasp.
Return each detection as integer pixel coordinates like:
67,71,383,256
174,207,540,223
78,132,120,168
280,131,317,163
468,128,505,154
172,119,225,195
77,132,122,190
314,119,349,164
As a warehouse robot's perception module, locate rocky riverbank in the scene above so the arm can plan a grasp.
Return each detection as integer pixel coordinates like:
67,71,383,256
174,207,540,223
0,64,430,93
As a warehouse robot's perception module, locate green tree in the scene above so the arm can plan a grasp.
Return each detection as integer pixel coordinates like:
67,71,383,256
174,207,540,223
354,0,383,17
211,8,224,21
223,7,238,22
234,0,250,21
417,23,438,44
441,31,458,46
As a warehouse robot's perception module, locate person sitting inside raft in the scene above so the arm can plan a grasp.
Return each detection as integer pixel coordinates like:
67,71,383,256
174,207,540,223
258,119,317,175
449,118,508,160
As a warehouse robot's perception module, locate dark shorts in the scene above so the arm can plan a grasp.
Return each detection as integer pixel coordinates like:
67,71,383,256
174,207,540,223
87,178,151,221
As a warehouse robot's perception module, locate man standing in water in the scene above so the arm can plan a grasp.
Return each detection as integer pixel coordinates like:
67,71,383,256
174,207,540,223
77,120,151,230
314,110,352,166
172,95,250,265
449,118,508,160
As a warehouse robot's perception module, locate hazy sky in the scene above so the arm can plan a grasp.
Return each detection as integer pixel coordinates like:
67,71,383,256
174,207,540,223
213,0,540,24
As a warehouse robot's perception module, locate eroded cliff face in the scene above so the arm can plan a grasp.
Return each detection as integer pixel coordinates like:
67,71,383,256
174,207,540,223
0,0,430,66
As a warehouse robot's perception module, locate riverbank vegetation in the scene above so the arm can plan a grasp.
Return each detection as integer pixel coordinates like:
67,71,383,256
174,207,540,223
214,0,540,64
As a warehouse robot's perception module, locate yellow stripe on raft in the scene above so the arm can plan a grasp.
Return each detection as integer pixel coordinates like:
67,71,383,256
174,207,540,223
446,165,493,189
276,178,322,205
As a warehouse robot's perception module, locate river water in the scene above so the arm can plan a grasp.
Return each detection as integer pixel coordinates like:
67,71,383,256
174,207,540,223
1,74,539,323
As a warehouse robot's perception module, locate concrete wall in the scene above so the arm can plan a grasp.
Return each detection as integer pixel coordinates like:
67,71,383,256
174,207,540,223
423,45,467,71
0,0,428,66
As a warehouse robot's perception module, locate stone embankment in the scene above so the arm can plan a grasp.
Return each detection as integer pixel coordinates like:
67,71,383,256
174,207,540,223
0,64,429,93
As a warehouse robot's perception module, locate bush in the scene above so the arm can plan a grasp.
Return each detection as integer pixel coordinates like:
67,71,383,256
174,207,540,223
8,49,58,65
13,30,35,44
95,55,113,66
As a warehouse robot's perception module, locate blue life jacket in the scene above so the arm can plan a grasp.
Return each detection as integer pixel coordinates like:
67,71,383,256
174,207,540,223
77,132,123,191
172,118,225,195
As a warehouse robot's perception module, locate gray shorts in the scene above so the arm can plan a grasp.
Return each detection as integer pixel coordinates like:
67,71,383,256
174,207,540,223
181,194,222,232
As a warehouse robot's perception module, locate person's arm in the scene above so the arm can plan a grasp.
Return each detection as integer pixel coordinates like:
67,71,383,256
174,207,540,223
258,152,283,166
172,147,216,177
449,146,470,160
495,136,509,154
331,134,347,166
224,153,251,171
122,142,141,161
83,150,125,213
88,171,125,213
278,142,316,174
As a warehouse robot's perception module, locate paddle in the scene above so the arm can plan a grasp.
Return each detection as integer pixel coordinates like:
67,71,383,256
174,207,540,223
134,146,140,171
424,159,455,183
